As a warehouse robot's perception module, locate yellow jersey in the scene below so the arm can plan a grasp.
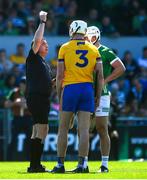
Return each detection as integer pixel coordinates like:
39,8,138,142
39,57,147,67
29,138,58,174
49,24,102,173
10,54,26,64
58,39,101,87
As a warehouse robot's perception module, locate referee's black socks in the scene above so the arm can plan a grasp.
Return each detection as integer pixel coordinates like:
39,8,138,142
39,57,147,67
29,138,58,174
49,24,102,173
30,139,36,168
30,138,43,168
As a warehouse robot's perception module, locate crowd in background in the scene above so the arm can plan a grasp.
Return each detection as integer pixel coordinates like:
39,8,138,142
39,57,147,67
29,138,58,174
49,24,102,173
0,0,147,118
0,41,147,117
0,0,147,36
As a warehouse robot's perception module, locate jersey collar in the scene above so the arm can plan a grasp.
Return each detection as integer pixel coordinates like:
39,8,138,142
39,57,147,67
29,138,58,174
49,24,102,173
98,44,102,49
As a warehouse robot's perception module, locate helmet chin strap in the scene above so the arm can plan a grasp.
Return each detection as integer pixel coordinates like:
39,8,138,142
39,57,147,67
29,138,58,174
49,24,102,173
93,38,98,45
70,26,81,39
74,26,80,34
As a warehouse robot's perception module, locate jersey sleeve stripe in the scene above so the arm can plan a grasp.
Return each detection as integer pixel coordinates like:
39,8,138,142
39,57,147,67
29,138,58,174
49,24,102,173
111,58,126,69
58,59,64,62
97,61,102,64
110,57,120,64
96,57,102,61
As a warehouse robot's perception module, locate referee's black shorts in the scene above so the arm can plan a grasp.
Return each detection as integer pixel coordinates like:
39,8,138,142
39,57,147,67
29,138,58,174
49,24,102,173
26,94,50,125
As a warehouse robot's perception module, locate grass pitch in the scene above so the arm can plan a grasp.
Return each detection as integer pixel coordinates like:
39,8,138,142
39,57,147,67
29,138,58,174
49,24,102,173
0,161,147,179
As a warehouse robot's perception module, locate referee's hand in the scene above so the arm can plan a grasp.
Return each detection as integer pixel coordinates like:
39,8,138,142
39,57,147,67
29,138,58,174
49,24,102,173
39,11,47,22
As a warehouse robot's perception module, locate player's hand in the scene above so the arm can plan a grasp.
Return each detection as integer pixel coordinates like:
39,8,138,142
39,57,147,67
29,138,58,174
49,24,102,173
39,11,47,22
95,97,100,110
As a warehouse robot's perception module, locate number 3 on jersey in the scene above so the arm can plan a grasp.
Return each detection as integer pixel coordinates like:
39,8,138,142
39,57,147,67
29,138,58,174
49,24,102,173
76,50,88,67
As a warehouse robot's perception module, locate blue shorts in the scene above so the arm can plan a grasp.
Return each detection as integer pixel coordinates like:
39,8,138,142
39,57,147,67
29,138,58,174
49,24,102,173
62,83,94,113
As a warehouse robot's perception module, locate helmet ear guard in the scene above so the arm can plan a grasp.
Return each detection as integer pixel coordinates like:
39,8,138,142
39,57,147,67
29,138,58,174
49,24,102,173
69,20,87,37
86,26,101,44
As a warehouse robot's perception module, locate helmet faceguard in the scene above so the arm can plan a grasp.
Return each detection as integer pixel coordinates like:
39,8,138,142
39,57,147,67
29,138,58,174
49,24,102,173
85,26,100,44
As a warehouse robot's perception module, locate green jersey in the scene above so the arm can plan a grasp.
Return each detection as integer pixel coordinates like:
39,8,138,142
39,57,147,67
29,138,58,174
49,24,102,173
94,45,119,96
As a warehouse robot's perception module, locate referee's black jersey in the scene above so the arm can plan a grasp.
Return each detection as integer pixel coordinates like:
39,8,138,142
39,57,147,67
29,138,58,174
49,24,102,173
26,48,52,96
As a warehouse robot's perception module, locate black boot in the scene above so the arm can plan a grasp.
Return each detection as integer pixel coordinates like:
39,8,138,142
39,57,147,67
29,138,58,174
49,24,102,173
27,138,48,173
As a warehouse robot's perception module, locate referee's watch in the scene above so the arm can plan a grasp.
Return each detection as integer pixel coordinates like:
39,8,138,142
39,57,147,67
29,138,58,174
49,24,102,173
40,20,46,24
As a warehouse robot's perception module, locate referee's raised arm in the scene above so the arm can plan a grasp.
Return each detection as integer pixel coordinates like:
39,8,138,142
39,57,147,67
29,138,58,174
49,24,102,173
32,11,47,54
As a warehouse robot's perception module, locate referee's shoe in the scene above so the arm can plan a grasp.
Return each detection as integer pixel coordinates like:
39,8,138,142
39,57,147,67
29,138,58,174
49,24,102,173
27,165,49,173
51,165,65,173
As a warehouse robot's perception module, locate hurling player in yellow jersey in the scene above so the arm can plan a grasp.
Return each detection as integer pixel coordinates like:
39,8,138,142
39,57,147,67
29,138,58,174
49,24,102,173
51,20,104,173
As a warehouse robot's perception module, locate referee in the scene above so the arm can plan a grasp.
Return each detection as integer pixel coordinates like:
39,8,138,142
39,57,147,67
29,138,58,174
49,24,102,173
26,11,52,173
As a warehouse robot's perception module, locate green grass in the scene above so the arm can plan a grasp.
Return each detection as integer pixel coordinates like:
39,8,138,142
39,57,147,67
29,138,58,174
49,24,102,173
0,161,147,179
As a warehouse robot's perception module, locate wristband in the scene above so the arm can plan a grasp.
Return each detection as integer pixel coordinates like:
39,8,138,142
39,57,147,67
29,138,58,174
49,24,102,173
40,20,46,24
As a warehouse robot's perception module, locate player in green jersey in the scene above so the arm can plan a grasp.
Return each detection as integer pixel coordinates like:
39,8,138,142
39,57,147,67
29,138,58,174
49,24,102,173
86,26,126,172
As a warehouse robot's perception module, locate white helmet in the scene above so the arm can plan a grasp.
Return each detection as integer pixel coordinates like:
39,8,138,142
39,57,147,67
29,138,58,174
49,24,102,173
69,20,87,37
86,26,101,44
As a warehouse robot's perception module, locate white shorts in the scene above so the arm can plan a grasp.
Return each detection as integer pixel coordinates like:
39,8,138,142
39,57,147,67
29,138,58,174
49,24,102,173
95,95,110,117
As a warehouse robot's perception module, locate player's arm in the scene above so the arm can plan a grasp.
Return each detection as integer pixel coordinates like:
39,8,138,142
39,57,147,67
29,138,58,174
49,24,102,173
32,11,47,54
105,59,126,84
56,47,65,101
95,58,104,107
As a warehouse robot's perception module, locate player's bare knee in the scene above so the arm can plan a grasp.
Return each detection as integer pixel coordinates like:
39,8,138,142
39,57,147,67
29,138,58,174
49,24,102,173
97,125,108,136
58,127,68,137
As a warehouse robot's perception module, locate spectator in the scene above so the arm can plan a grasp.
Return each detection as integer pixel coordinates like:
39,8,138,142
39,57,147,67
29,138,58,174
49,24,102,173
139,68,147,92
101,16,120,37
10,43,26,66
45,18,56,35
52,0,65,17
3,20,19,35
124,99,139,116
16,0,30,18
0,12,5,34
8,8,26,34
57,0,77,35
132,8,147,35
138,46,147,69
25,16,36,35
49,45,61,69
87,9,101,27
110,82,126,111
130,78,143,103
10,65,25,85
141,18,147,35
117,0,133,35
0,49,13,74
33,1,43,17
0,0,146,36
4,76,32,160
122,50,139,81
1,74,17,101
61,0,70,12
128,0,140,21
